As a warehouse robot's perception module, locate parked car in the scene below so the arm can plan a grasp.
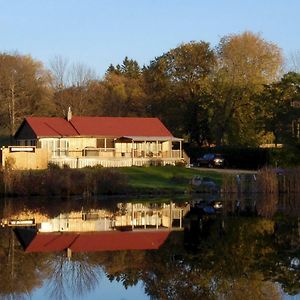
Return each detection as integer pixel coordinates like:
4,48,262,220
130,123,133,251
196,153,226,168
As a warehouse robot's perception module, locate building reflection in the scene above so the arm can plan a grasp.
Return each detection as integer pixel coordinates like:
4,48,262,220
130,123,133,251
1,201,190,232
1,199,191,254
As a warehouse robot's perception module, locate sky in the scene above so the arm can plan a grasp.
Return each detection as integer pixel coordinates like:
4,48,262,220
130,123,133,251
0,0,299,77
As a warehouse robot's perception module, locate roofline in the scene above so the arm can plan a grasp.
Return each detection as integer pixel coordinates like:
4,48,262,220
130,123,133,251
35,135,178,139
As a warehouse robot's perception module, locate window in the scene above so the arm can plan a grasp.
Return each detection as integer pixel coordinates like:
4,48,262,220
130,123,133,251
106,139,115,148
41,139,69,157
97,139,105,148
16,139,36,146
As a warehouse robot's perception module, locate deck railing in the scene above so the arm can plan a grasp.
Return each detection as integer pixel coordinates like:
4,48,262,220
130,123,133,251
49,156,185,168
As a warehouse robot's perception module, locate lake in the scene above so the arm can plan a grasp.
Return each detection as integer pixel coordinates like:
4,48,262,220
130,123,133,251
1,194,300,300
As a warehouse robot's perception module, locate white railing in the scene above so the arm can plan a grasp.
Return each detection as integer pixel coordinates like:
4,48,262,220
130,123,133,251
49,156,185,168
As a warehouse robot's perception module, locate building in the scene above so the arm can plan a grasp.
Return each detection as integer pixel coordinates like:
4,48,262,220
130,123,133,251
4,111,187,169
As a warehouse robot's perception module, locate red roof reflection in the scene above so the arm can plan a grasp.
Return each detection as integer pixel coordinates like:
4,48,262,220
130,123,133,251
25,231,170,253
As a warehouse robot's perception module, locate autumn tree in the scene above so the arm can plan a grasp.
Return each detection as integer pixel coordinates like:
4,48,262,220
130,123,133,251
0,53,54,137
98,57,146,116
144,41,216,145
211,31,283,146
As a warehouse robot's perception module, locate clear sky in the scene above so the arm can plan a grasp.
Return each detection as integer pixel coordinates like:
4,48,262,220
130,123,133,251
0,0,299,76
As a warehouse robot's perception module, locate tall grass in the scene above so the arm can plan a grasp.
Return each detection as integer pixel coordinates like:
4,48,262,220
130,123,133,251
0,167,129,197
221,167,300,218
221,175,239,194
222,167,300,195
256,168,278,194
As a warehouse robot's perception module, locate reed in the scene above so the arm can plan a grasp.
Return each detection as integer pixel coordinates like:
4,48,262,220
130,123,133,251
278,167,300,194
221,174,239,194
0,168,129,197
256,168,278,194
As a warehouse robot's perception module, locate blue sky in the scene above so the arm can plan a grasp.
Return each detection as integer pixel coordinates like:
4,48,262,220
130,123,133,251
0,0,299,76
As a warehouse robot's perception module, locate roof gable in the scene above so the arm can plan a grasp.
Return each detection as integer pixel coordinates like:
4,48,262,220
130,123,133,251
14,119,37,140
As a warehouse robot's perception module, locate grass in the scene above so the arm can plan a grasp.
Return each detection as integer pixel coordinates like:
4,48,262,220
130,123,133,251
0,165,224,197
119,166,223,192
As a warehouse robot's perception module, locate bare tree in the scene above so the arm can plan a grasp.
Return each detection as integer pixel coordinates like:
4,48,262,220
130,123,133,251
49,55,69,90
68,62,97,87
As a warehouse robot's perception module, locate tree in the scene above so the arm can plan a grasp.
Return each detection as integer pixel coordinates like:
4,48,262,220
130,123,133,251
49,57,98,116
68,62,97,87
106,57,141,79
144,41,216,145
99,58,146,116
210,32,283,146
258,72,300,145
0,53,54,137
49,55,69,90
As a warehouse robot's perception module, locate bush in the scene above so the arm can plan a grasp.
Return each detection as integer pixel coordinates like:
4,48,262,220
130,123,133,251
268,145,300,167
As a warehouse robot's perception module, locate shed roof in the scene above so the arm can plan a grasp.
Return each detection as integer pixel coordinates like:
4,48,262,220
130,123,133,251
17,116,173,138
24,231,170,253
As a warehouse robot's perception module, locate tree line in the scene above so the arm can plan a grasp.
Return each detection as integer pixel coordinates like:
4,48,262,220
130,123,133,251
0,31,300,147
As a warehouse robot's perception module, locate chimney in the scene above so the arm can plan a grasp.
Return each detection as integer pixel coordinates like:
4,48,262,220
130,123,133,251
67,107,72,121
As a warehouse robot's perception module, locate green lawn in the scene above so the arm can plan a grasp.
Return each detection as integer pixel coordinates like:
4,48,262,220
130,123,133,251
119,166,223,192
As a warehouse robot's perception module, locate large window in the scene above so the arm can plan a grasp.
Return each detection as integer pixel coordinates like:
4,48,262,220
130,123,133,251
41,139,69,157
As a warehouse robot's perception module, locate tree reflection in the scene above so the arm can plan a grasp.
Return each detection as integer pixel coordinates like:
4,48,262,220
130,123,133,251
45,253,102,300
0,228,49,299
3,196,300,299
89,216,291,299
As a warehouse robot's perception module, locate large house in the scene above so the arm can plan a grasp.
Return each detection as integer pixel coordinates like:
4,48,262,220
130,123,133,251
9,110,187,169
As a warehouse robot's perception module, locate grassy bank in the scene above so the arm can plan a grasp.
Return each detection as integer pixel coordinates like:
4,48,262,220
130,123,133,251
119,166,223,193
0,166,223,197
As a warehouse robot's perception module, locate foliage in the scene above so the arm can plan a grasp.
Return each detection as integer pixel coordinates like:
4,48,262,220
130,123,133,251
211,32,283,146
258,72,300,145
0,32,299,158
0,52,54,136
144,41,216,145
268,145,300,167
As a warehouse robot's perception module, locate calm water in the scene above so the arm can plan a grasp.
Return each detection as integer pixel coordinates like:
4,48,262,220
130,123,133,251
1,194,300,300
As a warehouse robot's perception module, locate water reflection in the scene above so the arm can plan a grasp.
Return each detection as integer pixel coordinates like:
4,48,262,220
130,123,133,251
45,253,102,300
0,195,300,299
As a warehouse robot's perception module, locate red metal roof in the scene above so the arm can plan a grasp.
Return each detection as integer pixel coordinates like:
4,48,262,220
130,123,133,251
25,117,78,137
70,116,172,137
22,116,173,138
25,231,170,253
26,233,77,252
